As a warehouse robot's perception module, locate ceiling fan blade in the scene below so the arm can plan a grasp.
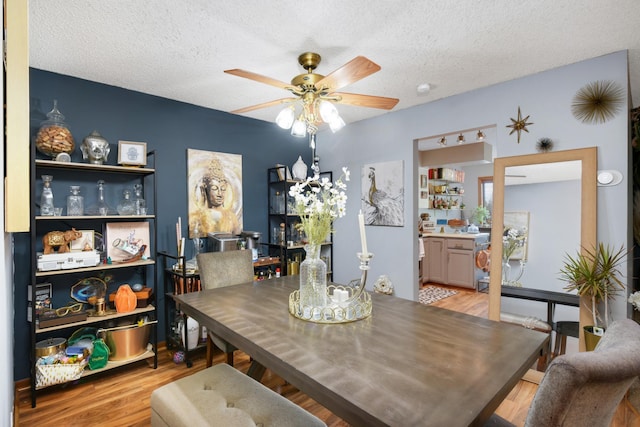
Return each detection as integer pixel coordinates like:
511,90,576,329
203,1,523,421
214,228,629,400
231,98,297,114
332,92,399,110
224,69,292,90
315,56,381,91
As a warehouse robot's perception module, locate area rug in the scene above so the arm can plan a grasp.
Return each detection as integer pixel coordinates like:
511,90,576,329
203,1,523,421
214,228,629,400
419,285,458,305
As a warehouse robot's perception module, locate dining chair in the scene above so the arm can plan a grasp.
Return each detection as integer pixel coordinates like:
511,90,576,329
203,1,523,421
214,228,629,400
196,250,254,367
485,318,640,427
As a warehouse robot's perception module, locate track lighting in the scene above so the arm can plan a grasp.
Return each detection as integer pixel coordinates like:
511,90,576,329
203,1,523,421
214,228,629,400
457,133,465,144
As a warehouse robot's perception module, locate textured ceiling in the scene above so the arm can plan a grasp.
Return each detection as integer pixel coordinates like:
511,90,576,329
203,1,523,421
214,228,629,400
29,1,640,128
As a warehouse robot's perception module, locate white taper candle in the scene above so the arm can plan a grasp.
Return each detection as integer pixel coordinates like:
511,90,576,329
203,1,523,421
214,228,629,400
358,210,368,256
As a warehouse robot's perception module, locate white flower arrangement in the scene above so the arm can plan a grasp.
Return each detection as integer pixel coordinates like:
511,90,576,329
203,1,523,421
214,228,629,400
628,291,640,311
288,167,349,246
503,226,527,261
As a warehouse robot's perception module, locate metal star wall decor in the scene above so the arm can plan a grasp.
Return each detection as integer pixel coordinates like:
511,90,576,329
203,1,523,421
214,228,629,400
506,106,533,143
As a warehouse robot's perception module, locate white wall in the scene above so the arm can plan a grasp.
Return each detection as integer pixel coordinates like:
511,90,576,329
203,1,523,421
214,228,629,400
321,51,630,317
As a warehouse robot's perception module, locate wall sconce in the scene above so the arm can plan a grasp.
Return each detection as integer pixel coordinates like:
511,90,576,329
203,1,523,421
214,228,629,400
476,130,486,142
438,136,447,146
457,133,465,144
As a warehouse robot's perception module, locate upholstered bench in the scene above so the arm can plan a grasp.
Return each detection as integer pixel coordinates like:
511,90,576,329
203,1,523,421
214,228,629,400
150,363,326,427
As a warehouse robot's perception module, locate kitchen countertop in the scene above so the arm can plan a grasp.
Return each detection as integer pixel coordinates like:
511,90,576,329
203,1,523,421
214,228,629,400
420,232,490,239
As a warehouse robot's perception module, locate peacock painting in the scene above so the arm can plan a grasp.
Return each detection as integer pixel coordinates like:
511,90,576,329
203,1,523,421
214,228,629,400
361,160,404,226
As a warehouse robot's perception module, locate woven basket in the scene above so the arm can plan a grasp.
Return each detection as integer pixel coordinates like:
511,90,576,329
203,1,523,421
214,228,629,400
35,362,86,388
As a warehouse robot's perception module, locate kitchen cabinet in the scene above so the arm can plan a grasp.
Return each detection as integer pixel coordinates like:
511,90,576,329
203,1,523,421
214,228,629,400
446,239,475,288
28,156,158,407
425,237,446,284
422,234,489,289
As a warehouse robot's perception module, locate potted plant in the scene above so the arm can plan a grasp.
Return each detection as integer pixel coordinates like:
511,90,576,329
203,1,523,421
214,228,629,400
558,243,627,350
471,205,490,226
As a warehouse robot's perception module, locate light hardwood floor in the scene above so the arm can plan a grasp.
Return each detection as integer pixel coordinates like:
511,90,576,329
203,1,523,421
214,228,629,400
14,284,640,426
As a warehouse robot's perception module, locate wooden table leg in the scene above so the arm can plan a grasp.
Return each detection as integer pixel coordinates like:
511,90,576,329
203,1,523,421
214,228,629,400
246,360,266,381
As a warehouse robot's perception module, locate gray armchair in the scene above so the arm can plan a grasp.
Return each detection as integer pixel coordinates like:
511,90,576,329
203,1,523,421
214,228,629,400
486,318,640,427
196,250,254,367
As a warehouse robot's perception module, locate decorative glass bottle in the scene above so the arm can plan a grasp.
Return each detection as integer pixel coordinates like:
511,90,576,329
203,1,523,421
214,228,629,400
66,185,84,216
133,184,146,215
299,243,327,319
40,175,55,216
117,189,136,215
86,180,113,216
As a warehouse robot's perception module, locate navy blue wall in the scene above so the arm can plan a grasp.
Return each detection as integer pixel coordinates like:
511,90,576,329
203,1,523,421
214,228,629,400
14,69,312,379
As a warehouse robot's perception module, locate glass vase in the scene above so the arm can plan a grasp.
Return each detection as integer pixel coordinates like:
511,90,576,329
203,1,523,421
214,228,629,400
501,259,511,286
502,258,526,287
299,243,327,318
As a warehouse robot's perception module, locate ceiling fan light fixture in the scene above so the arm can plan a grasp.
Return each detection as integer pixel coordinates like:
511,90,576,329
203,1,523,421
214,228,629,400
329,116,346,133
291,117,307,138
319,100,339,123
275,106,295,129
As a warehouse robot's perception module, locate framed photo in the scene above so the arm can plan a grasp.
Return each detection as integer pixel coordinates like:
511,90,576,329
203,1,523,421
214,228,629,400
118,140,147,166
420,174,428,188
420,191,428,199
275,163,292,180
105,222,150,261
69,230,95,252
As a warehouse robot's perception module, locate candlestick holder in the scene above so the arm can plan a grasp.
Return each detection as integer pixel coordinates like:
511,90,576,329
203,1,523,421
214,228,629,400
288,252,373,323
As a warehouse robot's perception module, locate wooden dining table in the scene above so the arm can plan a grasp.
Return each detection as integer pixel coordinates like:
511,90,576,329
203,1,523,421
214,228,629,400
174,275,548,427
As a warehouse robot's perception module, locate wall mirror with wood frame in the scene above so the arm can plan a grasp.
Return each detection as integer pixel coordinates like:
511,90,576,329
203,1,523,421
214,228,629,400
488,147,597,353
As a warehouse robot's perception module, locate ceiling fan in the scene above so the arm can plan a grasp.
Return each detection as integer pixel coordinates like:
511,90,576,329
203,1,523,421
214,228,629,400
224,52,399,135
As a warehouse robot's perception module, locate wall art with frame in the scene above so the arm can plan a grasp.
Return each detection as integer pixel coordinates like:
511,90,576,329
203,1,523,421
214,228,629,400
105,222,150,262
361,160,404,227
187,149,243,238
118,140,147,166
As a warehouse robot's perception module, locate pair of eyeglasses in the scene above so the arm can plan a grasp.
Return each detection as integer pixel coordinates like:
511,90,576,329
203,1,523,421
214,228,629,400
55,302,83,317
